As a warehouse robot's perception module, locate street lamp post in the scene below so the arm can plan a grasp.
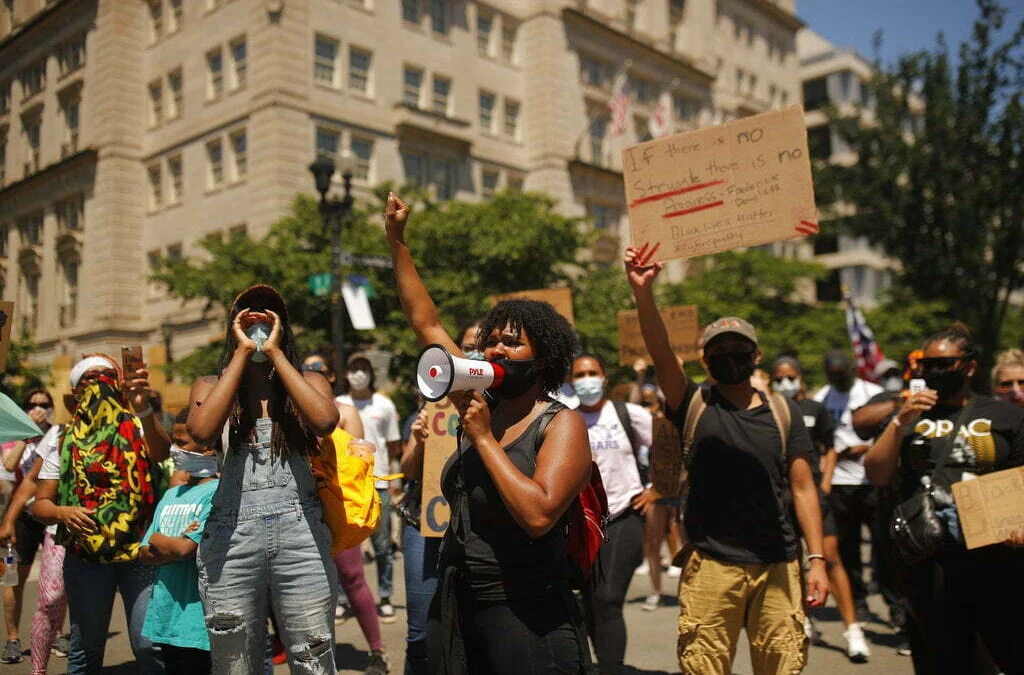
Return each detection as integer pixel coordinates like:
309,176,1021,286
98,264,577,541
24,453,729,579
309,154,354,377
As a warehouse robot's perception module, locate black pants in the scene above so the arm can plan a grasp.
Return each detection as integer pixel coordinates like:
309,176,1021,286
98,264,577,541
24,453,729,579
829,484,881,606
582,510,645,675
161,644,211,674
902,544,1024,675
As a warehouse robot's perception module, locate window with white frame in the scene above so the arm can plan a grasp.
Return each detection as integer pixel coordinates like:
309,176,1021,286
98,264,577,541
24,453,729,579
501,23,516,63
432,75,450,115
402,0,419,24
350,136,373,181
168,0,182,32
477,12,492,55
206,139,223,188
148,163,162,209
314,35,339,87
316,127,340,158
429,0,447,34
207,48,223,99
168,68,183,119
230,129,247,180
167,155,182,203
503,99,519,140
481,169,498,198
230,37,247,90
349,47,372,94
149,0,163,42
403,66,423,107
149,80,162,127
479,90,495,133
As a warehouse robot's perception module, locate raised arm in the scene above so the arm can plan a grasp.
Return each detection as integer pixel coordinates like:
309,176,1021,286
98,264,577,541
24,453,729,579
262,311,339,435
125,365,171,462
624,244,690,412
400,409,430,481
384,193,460,354
337,402,364,437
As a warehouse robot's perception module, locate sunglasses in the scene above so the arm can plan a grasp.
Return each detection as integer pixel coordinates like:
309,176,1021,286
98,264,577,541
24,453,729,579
26,402,53,410
997,378,1024,389
301,363,329,373
917,357,965,371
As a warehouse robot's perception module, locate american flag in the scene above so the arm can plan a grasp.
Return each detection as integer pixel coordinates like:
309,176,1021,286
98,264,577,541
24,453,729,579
648,90,672,139
608,68,632,137
844,289,885,383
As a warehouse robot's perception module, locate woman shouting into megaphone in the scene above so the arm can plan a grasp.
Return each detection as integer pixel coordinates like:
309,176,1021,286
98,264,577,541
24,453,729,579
385,193,593,675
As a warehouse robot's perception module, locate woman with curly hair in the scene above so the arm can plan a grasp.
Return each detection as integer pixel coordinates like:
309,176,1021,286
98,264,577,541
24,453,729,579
186,285,340,674
384,193,593,675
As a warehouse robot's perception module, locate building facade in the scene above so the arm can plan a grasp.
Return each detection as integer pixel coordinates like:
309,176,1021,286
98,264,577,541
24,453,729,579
0,0,804,373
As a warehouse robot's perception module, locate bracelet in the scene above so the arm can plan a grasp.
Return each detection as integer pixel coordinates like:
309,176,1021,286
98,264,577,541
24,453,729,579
134,406,154,419
807,553,827,563
890,416,902,428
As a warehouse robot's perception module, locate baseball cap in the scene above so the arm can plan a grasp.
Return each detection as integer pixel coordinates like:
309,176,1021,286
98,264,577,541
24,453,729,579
701,316,758,348
232,284,289,322
873,358,901,379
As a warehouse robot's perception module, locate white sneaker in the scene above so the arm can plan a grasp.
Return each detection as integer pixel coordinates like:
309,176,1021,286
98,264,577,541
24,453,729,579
844,623,871,663
642,594,660,611
635,561,650,575
666,565,682,578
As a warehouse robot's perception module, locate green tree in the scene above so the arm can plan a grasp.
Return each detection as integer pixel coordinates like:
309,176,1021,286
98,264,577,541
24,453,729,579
1,336,50,403
817,0,1024,381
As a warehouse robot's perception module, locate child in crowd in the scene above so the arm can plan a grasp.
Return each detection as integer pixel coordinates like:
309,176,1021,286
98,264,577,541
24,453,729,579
139,408,220,674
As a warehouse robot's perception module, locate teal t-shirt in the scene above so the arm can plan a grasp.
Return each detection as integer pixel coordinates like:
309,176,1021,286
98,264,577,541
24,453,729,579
141,480,219,650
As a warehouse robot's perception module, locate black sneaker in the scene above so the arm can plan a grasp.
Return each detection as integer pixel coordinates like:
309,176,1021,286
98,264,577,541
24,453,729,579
336,602,355,623
51,634,71,658
1,639,22,664
377,599,397,624
365,649,390,675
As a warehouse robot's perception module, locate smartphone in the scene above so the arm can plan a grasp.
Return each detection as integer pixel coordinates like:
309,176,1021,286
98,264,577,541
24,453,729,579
121,346,144,381
909,378,926,394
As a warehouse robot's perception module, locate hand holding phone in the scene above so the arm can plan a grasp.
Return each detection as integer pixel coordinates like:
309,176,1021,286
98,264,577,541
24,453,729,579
909,378,926,395
121,346,144,381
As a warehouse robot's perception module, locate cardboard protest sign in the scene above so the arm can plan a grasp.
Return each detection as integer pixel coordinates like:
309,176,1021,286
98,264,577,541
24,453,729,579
419,399,461,537
650,416,683,498
617,305,699,366
490,288,574,325
622,106,818,261
952,467,1024,550
0,302,13,373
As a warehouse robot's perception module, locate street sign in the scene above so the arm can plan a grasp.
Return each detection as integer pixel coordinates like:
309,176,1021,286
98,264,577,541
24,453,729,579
308,273,333,297
338,252,394,269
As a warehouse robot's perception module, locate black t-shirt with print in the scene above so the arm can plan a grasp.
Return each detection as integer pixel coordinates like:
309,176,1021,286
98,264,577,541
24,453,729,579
796,398,834,485
670,382,812,565
895,396,1024,502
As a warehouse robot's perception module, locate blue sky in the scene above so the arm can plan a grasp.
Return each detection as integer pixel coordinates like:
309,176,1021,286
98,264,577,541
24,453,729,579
797,0,1022,67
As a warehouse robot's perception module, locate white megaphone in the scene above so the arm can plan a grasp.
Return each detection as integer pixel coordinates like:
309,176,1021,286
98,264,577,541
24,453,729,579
416,344,507,402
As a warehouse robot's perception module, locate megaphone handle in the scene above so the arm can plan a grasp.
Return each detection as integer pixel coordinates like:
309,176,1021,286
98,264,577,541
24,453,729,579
482,390,498,410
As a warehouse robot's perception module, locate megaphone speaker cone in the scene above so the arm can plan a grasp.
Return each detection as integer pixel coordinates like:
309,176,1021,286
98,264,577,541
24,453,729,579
415,344,501,401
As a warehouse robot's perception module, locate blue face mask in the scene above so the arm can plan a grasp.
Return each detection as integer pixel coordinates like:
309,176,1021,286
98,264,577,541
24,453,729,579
573,376,605,407
171,445,220,478
464,350,484,361
245,323,271,362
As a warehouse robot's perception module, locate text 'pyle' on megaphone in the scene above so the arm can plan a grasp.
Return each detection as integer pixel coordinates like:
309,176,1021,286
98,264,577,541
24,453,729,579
416,344,507,402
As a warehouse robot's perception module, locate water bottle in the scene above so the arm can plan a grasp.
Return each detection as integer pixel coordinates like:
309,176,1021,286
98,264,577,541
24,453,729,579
2,545,17,587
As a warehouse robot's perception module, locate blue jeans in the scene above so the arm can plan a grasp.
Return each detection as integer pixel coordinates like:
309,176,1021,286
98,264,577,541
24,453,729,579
402,524,440,675
64,554,164,675
370,488,394,599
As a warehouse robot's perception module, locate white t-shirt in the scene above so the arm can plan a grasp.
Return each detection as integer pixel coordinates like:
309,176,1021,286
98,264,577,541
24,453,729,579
337,392,402,489
32,425,63,535
578,401,652,519
813,379,884,485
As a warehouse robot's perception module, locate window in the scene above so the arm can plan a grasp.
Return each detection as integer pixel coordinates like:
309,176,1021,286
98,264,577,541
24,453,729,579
673,95,699,124
230,130,247,180
23,117,40,174
403,66,423,107
634,77,653,104
588,203,621,230
501,24,516,62
316,127,340,158
148,164,162,209
230,37,247,90
479,91,495,133
803,77,827,111
58,37,85,76
21,61,45,99
0,225,7,257
669,0,684,23
429,0,447,34
735,68,744,94
477,13,492,55
168,0,182,32
168,68,183,119
314,35,339,86
0,134,5,189
481,169,498,198
581,56,604,87
206,139,223,188
149,80,163,127
402,0,419,24
503,99,520,140
349,47,372,94
431,158,454,199
507,175,523,192
149,0,162,42
589,116,606,165
61,96,79,157
19,213,42,246
350,136,373,181
401,150,426,186
432,75,450,115
56,194,84,231
207,48,223,99
167,155,182,203
166,242,183,261
0,82,8,114
20,272,39,334
808,126,832,160
59,259,78,327
748,74,757,97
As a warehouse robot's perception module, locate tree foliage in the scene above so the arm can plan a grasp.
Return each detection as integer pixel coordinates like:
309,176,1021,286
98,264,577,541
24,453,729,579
817,0,1024,379
1,336,50,403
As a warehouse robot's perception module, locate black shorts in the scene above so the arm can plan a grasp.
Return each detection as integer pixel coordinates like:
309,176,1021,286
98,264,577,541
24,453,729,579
820,492,837,539
15,512,46,566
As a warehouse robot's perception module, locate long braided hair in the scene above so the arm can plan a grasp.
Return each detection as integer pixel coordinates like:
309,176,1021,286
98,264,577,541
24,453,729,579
219,305,318,456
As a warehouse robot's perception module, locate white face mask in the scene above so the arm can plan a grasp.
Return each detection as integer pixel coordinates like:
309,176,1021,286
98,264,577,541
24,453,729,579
245,322,272,362
30,406,54,425
882,375,904,394
171,445,220,478
573,376,605,407
772,376,801,398
347,370,371,391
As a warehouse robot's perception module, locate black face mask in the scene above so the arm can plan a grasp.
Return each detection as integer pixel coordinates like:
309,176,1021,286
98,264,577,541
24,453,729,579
924,368,968,401
827,373,855,392
707,352,756,386
489,358,540,399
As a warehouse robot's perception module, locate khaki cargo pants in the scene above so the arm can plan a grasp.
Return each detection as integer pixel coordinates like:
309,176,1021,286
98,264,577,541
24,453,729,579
677,547,808,675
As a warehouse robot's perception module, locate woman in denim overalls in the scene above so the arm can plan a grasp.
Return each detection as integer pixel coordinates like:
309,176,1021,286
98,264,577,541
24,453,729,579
187,286,342,674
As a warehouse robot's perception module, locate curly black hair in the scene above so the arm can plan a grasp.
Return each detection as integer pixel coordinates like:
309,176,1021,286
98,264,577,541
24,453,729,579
477,299,580,395
923,322,978,361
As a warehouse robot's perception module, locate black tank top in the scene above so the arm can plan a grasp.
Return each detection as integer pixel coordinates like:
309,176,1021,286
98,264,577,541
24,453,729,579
440,401,569,598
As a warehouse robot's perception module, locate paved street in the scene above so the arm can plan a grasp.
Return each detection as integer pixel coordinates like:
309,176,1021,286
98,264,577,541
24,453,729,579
2,549,913,674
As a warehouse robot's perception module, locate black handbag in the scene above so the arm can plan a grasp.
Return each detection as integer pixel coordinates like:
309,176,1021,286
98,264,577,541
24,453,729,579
890,397,976,565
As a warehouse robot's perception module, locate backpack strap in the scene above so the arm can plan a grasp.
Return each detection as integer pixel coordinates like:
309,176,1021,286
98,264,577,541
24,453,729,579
765,392,792,460
681,387,708,470
611,400,639,461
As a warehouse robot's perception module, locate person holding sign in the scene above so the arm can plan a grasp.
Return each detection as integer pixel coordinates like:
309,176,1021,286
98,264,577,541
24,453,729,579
385,193,593,675
624,244,828,675
863,324,1024,675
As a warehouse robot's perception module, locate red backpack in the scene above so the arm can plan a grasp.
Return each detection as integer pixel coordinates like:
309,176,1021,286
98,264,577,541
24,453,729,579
566,461,609,584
